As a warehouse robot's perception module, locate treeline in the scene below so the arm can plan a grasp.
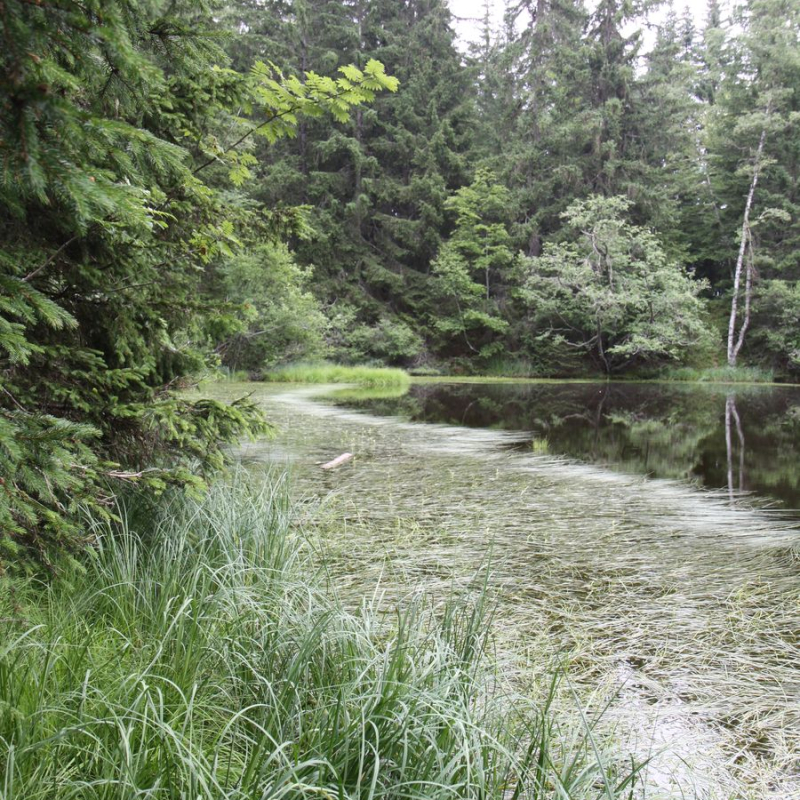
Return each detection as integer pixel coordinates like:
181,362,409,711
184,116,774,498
218,0,799,378
1,0,798,558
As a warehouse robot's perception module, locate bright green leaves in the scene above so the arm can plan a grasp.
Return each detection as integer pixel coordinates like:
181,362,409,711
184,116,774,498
214,60,397,186
190,219,243,264
430,170,516,359
228,153,260,188
217,242,328,373
249,59,399,144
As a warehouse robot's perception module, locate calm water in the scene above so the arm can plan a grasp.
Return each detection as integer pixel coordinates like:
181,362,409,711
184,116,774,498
330,381,800,512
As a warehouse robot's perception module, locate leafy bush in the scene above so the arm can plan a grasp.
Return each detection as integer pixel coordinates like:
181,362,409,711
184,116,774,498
218,243,329,372
520,196,715,374
345,317,425,364
749,279,800,378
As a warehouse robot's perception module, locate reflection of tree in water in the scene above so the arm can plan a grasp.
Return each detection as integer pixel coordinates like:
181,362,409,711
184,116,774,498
725,395,746,502
336,382,800,510
533,385,719,483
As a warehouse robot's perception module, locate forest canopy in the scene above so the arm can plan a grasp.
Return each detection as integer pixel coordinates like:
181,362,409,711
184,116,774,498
1,0,798,561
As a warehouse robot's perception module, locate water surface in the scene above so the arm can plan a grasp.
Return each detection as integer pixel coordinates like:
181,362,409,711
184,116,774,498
202,381,800,798
330,380,800,512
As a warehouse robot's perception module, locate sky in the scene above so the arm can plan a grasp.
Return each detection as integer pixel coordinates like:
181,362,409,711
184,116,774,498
450,0,719,49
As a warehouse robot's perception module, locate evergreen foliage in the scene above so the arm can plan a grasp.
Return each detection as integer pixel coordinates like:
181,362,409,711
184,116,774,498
213,0,800,379
225,0,472,363
0,0,395,563
429,169,515,360
3,0,800,559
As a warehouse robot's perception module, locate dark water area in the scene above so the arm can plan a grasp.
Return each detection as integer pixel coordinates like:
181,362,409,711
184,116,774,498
331,381,800,512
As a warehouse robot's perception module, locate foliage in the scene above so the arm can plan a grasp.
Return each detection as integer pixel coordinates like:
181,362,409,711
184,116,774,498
699,0,800,365
660,365,777,384
429,170,516,359
343,316,425,365
480,356,550,379
225,0,472,332
4,0,800,557
217,0,798,380
521,197,714,373
0,480,646,799
217,242,329,372
0,0,396,562
749,279,800,377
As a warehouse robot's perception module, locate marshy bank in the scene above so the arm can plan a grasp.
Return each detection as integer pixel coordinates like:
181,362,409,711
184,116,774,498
207,380,800,800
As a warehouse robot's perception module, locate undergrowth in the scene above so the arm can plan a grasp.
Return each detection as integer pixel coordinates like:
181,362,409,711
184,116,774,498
659,365,776,384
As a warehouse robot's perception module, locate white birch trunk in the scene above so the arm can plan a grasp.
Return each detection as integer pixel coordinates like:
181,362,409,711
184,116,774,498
727,123,768,367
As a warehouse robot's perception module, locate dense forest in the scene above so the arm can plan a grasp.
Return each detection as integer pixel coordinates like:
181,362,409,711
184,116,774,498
219,0,799,380
1,0,799,556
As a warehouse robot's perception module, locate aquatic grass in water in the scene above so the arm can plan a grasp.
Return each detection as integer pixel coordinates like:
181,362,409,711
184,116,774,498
262,362,411,388
223,383,800,799
0,479,643,800
326,383,412,402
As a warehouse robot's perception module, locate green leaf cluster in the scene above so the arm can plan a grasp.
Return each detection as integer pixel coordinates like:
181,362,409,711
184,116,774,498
521,196,715,373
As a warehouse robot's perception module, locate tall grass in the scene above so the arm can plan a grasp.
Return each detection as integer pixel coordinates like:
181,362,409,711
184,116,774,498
0,480,641,799
480,356,546,379
660,364,776,384
262,362,411,388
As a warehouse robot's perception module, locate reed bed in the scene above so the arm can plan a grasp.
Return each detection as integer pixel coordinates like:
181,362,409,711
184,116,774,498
262,363,411,388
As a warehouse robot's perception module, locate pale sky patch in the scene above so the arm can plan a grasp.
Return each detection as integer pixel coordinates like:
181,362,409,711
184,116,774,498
450,0,723,51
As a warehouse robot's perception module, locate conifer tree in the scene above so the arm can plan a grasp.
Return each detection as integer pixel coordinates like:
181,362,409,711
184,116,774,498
0,0,396,563
226,0,473,363
429,170,515,360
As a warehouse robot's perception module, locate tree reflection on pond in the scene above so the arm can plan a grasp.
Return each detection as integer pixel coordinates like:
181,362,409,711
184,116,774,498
330,381,800,512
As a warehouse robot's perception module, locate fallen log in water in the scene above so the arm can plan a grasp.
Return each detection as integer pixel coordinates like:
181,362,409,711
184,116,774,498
320,452,353,470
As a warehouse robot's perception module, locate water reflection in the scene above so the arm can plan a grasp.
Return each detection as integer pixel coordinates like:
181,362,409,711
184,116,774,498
725,395,745,502
331,381,800,511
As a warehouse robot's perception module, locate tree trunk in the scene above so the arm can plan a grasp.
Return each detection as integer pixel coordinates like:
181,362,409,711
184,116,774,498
727,121,768,367
299,29,309,200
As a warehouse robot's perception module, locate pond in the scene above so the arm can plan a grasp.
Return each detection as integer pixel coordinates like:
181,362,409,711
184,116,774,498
328,380,800,513
204,380,800,798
